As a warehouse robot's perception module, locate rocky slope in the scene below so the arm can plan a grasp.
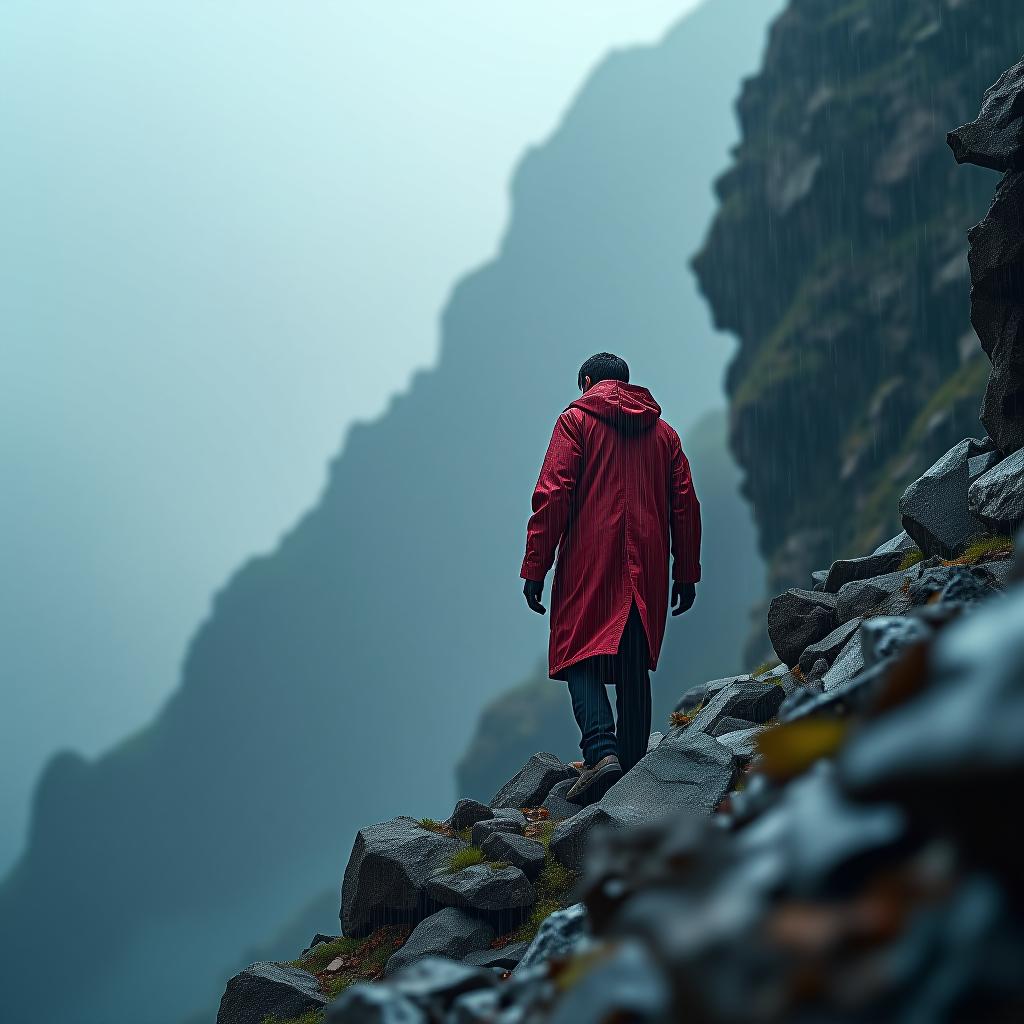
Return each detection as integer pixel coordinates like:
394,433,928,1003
0,5,783,1022
693,0,1024,634
211,52,1024,1024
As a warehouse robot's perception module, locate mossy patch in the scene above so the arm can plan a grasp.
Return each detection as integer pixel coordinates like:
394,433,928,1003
448,846,486,872
511,856,577,944
751,660,781,678
262,1012,323,1024
954,534,1014,564
898,548,925,570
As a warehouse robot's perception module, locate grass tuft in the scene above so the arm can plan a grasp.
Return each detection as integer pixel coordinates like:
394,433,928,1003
448,846,486,872
512,856,577,943
955,534,1013,565
418,817,448,834
750,660,781,678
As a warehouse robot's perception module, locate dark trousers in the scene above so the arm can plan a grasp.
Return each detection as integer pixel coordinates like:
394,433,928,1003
565,598,652,774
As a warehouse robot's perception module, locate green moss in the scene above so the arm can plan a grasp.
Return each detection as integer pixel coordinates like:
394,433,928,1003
898,549,925,570
750,660,781,678
959,534,1014,563
289,937,360,974
456,826,472,843
261,1013,323,1024
448,846,486,872
512,856,577,943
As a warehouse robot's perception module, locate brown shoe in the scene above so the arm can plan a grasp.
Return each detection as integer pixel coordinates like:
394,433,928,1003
565,754,622,803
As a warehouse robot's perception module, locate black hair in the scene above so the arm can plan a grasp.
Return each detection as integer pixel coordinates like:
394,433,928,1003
578,352,629,391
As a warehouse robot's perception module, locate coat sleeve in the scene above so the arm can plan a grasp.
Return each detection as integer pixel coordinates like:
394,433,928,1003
520,409,584,582
669,432,702,584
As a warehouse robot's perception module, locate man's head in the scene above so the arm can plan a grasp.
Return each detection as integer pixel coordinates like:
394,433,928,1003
578,352,629,393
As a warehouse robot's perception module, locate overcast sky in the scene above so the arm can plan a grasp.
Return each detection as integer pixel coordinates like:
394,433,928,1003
0,1,702,872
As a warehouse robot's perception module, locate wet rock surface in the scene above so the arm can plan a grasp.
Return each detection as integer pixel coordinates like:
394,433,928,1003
489,753,574,810
767,589,838,667
217,962,327,1024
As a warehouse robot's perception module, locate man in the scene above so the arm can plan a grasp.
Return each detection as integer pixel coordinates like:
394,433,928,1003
520,352,702,803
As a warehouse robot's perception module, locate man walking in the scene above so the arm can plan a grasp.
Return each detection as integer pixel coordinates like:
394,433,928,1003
520,353,702,802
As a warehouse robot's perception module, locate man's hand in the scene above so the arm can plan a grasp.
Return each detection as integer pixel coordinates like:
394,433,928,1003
523,578,546,615
671,580,696,616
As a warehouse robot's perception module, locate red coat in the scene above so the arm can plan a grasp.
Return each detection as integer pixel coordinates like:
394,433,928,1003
521,379,702,681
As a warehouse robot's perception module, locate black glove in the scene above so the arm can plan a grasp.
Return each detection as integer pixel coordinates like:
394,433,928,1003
671,580,696,616
523,578,546,615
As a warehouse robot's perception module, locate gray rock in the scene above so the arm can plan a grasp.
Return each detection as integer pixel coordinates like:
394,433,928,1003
823,551,906,593
798,618,862,674
383,908,494,977
387,957,498,1011
515,903,591,972
470,818,522,847
969,450,1002,482
446,988,502,1024
873,530,915,556
549,804,616,871
811,569,829,588
685,680,784,733
540,778,584,822
600,730,735,821
899,438,991,558
325,983,426,1023
767,589,838,667
711,716,757,737
425,865,534,913
673,674,749,715
646,731,665,751
341,817,466,937
217,962,326,1024
448,799,493,833
860,616,932,669
461,941,530,971
948,56,1024,173
489,752,575,810
835,560,956,623
480,832,546,879
714,726,763,761
820,632,865,691
491,808,528,828
969,448,1024,527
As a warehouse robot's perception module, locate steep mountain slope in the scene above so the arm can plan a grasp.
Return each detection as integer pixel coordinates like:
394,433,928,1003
693,0,1024,630
0,4,781,1022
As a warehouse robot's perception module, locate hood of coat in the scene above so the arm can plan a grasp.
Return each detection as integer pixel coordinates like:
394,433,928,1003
570,379,662,432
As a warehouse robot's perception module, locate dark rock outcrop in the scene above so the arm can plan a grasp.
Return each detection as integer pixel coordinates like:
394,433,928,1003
383,908,494,978
216,963,326,1024
950,57,1024,455
969,448,1024,527
489,753,574,811
341,818,465,937
448,800,493,833
480,832,546,880
767,589,838,667
425,865,535,915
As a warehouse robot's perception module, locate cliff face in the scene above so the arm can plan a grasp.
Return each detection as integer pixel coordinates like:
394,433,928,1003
694,0,1024,613
0,5,781,1023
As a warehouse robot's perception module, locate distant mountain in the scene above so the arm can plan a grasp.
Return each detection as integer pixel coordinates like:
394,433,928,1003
456,408,761,802
694,0,1024,649
0,4,780,1021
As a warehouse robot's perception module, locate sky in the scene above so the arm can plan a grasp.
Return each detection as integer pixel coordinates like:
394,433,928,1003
0,1,703,873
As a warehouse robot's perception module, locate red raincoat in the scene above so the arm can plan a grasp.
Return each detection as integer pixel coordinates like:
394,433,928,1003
520,379,701,681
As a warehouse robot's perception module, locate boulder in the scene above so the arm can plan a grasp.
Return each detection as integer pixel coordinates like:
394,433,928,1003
514,903,591,972
489,752,575,810
711,716,756,738
540,778,584,822
374,958,496,1018
600,730,735,821
491,808,528,828
835,561,956,623
341,817,466,937
448,799,493,833
383,908,494,977
217,963,326,1024
425,865,534,914
969,448,1024,527
673,675,748,715
767,589,838,667
685,679,784,734
798,618,862,674
859,616,932,669
646,731,665,751
549,804,617,871
822,551,906,593
714,726,763,762
820,632,865,691
969,450,1002,482
898,438,992,558
325,983,426,1023
872,530,915,556
470,818,521,847
462,941,530,971
480,832,546,880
